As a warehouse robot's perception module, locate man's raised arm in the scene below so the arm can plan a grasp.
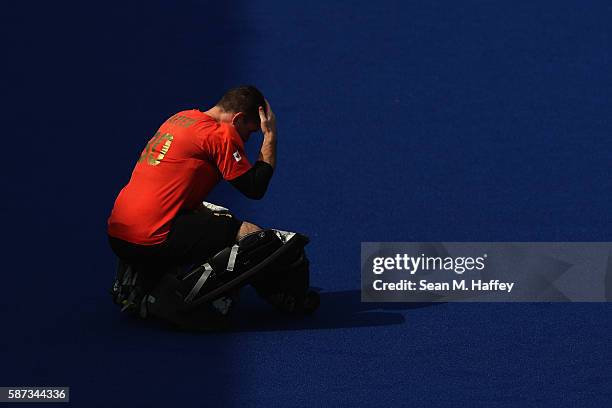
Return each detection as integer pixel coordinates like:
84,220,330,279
230,100,277,199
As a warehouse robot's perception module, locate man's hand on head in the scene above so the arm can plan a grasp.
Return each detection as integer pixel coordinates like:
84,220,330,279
259,99,277,136
256,98,277,170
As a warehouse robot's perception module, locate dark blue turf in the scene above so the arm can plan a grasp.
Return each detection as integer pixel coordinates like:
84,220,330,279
2,1,611,406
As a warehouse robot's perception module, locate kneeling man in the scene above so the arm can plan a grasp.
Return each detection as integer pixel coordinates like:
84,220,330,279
107,85,317,326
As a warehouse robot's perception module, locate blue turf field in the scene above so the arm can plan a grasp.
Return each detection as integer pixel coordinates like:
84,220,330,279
2,1,611,406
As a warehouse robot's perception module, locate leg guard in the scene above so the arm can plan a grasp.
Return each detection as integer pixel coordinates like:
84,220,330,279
111,229,315,330
248,239,319,314
173,229,310,309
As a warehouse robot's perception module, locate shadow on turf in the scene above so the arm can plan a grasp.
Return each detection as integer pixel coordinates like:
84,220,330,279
105,288,442,334
226,288,441,332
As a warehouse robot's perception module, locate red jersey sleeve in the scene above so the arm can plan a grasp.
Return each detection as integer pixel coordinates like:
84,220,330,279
204,123,252,180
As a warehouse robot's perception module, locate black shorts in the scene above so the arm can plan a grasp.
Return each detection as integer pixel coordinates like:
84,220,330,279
108,207,242,266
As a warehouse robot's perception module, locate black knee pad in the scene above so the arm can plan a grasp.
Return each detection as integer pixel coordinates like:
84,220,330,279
111,229,311,329
174,229,310,309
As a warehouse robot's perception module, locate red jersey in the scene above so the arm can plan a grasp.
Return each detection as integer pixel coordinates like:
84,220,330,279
108,110,252,245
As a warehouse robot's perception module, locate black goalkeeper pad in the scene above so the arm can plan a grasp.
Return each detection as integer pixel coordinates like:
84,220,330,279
154,229,309,312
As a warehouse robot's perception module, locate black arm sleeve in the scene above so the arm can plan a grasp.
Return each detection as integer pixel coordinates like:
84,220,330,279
229,161,274,200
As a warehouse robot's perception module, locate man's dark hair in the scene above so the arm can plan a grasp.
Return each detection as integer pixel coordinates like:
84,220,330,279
216,85,266,123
